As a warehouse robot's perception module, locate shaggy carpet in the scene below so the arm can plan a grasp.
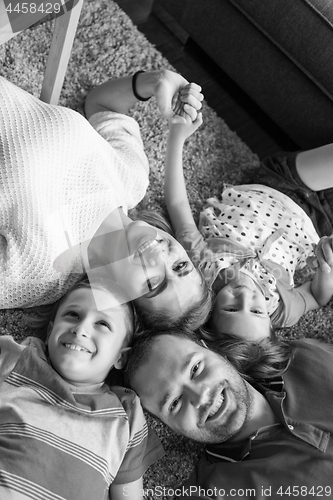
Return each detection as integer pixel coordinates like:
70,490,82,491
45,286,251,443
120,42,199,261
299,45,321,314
0,0,332,498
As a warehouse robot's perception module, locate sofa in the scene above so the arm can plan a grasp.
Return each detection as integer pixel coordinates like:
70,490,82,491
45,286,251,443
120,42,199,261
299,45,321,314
154,0,333,150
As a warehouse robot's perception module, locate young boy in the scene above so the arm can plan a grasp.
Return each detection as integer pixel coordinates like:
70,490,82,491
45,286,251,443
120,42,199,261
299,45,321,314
0,278,163,499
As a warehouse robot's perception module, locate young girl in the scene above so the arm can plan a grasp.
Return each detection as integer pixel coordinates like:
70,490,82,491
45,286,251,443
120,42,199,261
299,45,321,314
0,278,163,499
163,106,333,342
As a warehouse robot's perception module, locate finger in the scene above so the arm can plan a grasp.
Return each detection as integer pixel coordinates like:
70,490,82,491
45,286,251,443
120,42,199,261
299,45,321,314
170,115,187,125
306,256,319,269
322,242,333,270
183,103,197,122
316,242,331,273
171,92,179,112
180,92,203,111
179,82,203,96
195,111,203,126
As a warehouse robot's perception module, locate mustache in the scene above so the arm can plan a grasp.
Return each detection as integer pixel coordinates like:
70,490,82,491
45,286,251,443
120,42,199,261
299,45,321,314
197,384,224,426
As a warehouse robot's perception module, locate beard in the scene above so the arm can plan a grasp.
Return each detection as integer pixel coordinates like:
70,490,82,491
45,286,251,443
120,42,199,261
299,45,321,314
181,378,253,444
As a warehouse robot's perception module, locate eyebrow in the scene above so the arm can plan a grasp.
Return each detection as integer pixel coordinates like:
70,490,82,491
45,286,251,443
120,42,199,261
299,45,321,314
158,352,197,412
61,303,82,311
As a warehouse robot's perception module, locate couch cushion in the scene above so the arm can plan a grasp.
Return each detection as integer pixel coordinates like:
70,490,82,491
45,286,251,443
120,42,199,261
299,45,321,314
228,0,333,100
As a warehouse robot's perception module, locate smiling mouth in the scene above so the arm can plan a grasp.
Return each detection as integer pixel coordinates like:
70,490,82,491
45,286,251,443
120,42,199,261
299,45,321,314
207,390,225,419
136,239,160,256
63,343,91,353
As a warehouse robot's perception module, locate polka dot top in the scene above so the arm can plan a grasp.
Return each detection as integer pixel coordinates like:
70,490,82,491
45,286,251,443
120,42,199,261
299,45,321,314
178,183,319,320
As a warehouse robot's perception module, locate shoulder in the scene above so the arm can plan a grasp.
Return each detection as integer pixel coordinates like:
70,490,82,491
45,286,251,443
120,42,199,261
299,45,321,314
0,335,27,383
287,338,333,375
110,386,145,423
88,111,142,141
271,282,308,328
290,338,333,356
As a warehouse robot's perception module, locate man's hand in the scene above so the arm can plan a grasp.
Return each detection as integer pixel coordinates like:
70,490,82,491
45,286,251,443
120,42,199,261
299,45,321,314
154,70,203,120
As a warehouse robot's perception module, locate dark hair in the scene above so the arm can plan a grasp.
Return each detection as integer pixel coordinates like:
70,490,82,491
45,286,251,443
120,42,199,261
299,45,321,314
136,208,175,236
125,328,202,384
125,328,292,388
134,282,214,332
200,330,292,383
28,277,135,345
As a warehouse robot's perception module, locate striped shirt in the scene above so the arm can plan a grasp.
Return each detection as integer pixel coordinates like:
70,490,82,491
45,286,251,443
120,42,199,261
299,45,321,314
0,336,163,500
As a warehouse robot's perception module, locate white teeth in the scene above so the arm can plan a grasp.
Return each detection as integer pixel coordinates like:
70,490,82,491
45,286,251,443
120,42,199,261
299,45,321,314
64,343,90,353
208,393,224,418
137,239,159,255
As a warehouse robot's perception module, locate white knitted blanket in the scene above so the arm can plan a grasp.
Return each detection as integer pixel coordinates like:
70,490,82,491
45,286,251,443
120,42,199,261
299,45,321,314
0,77,149,309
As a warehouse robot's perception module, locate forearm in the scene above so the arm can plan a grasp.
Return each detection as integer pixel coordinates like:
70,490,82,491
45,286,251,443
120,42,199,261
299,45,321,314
164,131,196,229
85,70,161,118
310,267,333,306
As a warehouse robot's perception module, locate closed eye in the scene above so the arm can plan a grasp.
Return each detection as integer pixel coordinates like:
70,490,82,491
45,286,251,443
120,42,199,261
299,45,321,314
97,320,111,330
64,310,79,318
251,309,263,314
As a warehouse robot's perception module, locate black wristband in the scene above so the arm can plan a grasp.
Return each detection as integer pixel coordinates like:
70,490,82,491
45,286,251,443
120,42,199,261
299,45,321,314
132,70,151,102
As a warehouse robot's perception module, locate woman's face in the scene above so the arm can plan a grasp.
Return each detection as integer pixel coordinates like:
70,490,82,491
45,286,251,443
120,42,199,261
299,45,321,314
87,219,203,315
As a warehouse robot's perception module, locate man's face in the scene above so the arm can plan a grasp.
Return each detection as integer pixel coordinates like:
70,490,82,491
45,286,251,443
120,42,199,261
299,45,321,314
131,335,254,443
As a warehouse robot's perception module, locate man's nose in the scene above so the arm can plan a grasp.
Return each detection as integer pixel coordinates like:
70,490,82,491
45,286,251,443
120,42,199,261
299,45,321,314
184,383,211,408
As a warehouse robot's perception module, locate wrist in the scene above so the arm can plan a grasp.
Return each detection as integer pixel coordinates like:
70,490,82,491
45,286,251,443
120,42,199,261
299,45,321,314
133,70,161,101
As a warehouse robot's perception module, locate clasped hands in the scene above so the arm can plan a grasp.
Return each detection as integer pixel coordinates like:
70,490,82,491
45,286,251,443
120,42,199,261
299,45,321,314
154,69,203,123
308,235,333,274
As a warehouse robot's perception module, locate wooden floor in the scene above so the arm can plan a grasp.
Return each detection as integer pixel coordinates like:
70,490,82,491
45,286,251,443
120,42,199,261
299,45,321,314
113,0,298,159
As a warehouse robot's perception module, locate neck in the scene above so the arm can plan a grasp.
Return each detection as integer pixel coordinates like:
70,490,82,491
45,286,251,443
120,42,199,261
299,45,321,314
231,383,279,442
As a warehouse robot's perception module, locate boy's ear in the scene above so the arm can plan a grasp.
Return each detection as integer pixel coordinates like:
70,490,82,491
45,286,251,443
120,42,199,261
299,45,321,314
114,347,131,370
45,322,54,345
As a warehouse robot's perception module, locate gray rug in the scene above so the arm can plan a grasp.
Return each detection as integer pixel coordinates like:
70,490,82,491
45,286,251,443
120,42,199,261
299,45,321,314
0,0,332,497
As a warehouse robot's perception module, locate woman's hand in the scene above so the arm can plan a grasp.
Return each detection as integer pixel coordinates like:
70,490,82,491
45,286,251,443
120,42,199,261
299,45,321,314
154,70,203,120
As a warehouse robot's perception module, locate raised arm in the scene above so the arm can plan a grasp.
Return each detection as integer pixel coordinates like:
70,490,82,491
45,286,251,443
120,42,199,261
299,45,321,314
85,69,203,120
164,108,203,234
310,235,333,306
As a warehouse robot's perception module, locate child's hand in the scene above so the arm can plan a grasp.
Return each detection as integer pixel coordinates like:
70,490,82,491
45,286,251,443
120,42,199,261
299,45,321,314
172,83,203,121
169,110,203,141
312,235,333,274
